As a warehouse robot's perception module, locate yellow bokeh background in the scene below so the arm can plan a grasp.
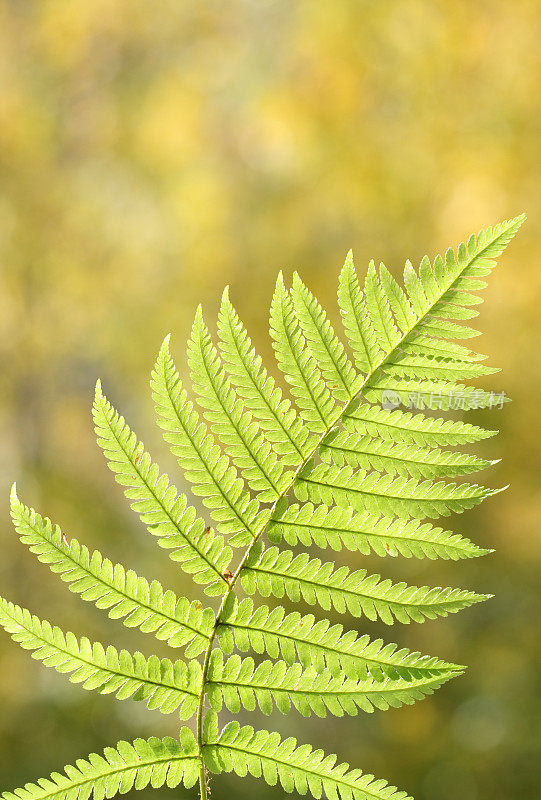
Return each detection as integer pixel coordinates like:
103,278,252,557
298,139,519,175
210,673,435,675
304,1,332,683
0,2,539,799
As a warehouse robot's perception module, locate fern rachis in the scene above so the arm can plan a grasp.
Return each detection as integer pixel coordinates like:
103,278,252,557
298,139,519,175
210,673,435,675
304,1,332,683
1,215,524,800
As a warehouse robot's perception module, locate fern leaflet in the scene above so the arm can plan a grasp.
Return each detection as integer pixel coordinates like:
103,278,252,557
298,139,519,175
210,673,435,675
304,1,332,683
10,489,214,655
217,596,463,679
241,543,488,624
0,598,201,717
1,735,200,800
203,711,410,800
93,386,231,595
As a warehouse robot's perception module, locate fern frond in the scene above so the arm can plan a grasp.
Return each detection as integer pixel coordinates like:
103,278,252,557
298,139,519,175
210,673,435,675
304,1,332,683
268,502,490,560
0,597,201,717
1,734,200,800
203,712,411,800
217,288,309,464
93,387,231,596
206,650,458,718
2,216,524,800
217,597,461,680
295,462,494,519
290,272,359,402
241,545,488,624
10,490,213,656
342,400,496,446
270,273,338,434
187,307,289,501
151,337,266,546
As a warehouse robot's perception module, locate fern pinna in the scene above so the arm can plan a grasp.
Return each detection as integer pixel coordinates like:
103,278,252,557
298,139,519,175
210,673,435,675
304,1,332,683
1,215,524,800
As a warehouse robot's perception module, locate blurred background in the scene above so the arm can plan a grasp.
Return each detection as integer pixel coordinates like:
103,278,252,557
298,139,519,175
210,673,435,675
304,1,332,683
0,1,540,798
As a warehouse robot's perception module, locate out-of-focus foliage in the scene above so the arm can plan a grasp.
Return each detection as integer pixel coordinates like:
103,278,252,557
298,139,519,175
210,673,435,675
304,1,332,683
0,2,539,799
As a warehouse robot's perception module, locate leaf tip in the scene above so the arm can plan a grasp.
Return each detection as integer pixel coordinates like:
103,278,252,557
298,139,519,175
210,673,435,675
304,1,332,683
160,333,172,354
193,304,205,328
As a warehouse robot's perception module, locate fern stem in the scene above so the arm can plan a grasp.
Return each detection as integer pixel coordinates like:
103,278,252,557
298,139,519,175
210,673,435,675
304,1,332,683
198,760,209,800
194,390,356,770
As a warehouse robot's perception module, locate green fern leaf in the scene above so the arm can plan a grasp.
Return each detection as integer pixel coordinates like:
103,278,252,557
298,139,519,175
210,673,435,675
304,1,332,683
217,596,461,680
206,649,458,718
217,288,309,464
268,501,490,559
241,544,488,624
270,273,338,434
187,307,290,500
295,462,495,519
399,331,488,362
342,399,496,446
0,597,201,717
10,490,213,656
382,352,498,382
362,375,507,411
401,217,525,329
93,387,231,595
364,259,402,352
377,262,416,334
411,315,480,336
337,250,380,372
1,734,200,800
290,272,359,402
151,336,266,547
319,431,494,479
203,712,411,799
